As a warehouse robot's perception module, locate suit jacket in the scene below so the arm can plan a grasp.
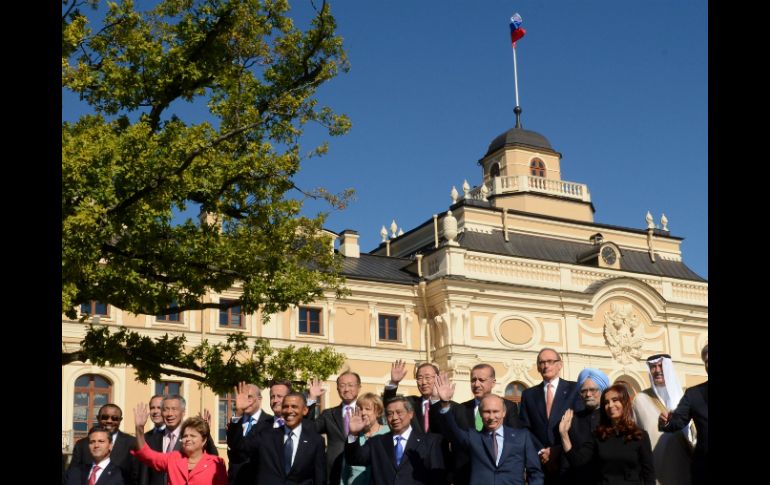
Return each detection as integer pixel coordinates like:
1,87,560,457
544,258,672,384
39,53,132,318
438,409,543,485
242,424,326,485
65,461,126,485
555,407,601,485
139,426,219,485
429,398,520,485
133,443,227,485
311,403,351,483
661,381,708,485
226,410,274,485
382,388,443,434
565,430,655,485
519,379,580,484
345,428,446,485
70,431,139,485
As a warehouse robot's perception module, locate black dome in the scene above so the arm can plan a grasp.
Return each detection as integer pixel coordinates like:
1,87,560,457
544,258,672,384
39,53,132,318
485,127,555,156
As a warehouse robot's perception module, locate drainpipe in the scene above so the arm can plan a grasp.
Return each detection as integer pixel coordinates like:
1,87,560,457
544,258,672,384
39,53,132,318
417,255,431,362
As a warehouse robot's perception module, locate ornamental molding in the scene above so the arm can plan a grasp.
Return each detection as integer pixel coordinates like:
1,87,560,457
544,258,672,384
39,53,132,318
603,302,644,364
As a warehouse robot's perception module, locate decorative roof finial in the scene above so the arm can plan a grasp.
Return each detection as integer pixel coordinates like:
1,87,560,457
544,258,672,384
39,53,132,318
390,219,398,238
397,227,404,237
380,225,388,242
660,214,669,232
645,211,655,230
450,186,458,204
514,106,522,129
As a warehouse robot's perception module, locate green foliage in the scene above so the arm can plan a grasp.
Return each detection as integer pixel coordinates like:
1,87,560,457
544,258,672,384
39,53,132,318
62,0,351,388
77,325,345,394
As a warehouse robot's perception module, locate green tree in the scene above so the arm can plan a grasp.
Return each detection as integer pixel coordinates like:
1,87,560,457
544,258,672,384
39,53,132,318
62,0,352,389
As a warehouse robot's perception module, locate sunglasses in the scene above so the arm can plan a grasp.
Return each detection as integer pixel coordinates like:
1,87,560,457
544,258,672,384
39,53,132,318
99,415,123,421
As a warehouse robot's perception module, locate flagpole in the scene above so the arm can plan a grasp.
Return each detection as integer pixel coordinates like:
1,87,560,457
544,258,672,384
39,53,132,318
512,43,521,128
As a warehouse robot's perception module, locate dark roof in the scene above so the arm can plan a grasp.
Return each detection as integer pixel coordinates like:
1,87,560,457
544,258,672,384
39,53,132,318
339,253,417,284
485,127,557,157
457,230,706,282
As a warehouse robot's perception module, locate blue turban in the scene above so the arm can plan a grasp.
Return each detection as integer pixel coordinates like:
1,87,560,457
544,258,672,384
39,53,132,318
576,368,610,391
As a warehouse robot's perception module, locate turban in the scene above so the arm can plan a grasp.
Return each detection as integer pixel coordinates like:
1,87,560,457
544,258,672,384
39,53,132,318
577,368,610,391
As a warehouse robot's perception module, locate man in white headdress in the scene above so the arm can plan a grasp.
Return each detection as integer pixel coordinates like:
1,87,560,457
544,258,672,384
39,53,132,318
632,353,694,484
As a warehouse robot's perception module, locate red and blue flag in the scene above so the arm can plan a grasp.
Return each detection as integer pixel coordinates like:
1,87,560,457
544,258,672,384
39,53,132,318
510,13,526,46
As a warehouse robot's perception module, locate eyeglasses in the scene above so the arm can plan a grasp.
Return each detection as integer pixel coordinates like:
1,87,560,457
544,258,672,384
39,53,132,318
537,359,561,367
580,388,600,395
386,410,408,418
99,415,123,421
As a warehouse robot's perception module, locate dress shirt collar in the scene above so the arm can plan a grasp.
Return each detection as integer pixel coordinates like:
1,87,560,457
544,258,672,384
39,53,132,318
393,425,412,443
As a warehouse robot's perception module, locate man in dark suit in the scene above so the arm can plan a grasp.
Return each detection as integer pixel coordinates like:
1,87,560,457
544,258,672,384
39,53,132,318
660,344,708,485
556,368,610,485
139,395,218,485
66,426,126,485
69,404,138,485
226,382,274,485
428,364,520,485
345,396,446,485
310,371,362,483
519,347,580,485
434,373,543,485
241,392,326,484
383,360,442,433
146,395,165,435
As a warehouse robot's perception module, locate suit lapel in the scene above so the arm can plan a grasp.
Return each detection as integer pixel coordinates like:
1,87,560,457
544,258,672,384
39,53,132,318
384,432,398,469
273,427,288,475
331,404,345,437
464,400,476,428
111,433,126,459
550,380,573,423
535,382,548,424
480,429,496,466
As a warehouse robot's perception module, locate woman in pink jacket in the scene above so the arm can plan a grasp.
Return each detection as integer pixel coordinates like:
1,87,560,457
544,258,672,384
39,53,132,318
131,403,227,485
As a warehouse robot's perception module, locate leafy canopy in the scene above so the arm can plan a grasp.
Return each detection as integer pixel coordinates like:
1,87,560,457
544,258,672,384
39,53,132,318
62,0,352,388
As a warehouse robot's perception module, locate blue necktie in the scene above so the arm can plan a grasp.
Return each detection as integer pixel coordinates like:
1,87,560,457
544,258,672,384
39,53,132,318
244,414,253,435
283,430,294,475
394,436,404,466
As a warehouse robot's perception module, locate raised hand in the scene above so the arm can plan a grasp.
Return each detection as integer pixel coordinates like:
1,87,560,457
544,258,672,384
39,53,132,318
200,408,212,428
434,371,455,402
308,378,326,400
348,407,366,435
234,381,252,416
134,403,149,428
391,359,407,384
558,408,573,436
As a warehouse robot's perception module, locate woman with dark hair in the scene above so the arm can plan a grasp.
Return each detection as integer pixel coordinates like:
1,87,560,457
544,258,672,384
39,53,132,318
131,404,227,485
558,384,654,485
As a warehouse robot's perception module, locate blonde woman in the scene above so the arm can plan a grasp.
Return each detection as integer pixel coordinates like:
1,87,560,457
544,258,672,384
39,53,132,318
341,393,390,484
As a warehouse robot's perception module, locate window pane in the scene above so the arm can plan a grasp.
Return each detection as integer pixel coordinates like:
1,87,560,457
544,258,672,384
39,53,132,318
93,376,111,388
73,405,88,421
154,382,164,396
299,319,307,333
231,314,241,325
80,303,91,314
378,320,385,339
73,421,88,432
75,376,90,387
388,326,397,340
219,309,228,325
169,382,181,395
93,393,109,407
94,302,108,315
310,320,319,334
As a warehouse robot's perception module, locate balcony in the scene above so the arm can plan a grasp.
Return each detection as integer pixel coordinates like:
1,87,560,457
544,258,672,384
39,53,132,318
465,175,591,203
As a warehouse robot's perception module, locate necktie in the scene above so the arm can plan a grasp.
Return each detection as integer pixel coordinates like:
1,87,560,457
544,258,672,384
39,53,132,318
423,400,430,432
244,414,253,435
394,435,404,466
344,405,351,436
546,383,554,419
87,465,100,485
475,406,483,431
275,417,285,428
490,431,499,466
283,430,294,475
165,432,177,453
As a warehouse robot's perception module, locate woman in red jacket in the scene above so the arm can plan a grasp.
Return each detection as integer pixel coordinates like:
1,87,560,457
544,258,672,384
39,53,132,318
132,403,227,485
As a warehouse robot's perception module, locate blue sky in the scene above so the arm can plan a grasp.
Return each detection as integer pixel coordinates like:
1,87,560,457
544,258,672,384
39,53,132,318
63,1,708,279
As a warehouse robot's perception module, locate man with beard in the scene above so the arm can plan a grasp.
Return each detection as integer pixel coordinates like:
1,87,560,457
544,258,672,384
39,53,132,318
633,354,694,485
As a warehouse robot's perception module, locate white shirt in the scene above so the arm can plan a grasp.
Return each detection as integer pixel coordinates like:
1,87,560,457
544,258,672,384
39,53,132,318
90,457,111,483
393,425,413,447
163,428,179,452
342,401,357,421
284,424,302,467
238,410,262,435
543,377,561,403
490,426,504,466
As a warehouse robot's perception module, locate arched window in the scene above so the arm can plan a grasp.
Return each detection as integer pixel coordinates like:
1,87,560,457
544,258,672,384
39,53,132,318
504,381,528,404
613,376,640,400
530,159,546,177
489,162,501,178
73,374,112,441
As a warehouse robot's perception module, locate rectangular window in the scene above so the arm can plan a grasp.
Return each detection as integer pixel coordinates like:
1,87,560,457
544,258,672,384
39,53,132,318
378,314,400,341
219,299,243,328
155,381,182,397
218,392,236,443
80,301,109,316
156,301,180,322
298,307,322,335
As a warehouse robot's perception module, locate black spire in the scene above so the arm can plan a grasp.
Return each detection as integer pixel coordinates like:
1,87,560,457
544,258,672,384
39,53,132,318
513,106,522,128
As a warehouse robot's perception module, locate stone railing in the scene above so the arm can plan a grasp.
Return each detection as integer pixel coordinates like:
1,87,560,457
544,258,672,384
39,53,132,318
465,175,591,202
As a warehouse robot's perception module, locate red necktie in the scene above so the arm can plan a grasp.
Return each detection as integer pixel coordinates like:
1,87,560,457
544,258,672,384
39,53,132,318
87,465,101,485
423,401,430,432
546,383,554,419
